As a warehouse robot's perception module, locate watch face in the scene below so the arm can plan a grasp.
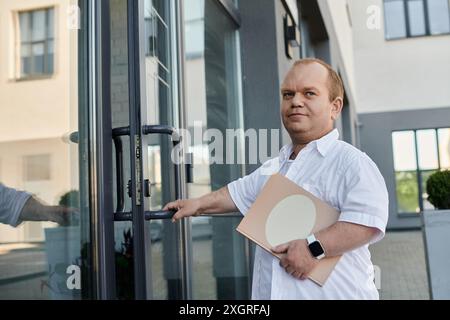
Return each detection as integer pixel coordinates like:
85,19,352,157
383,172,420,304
309,241,325,257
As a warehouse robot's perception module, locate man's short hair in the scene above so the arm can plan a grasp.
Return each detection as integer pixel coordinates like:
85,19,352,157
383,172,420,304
293,58,344,103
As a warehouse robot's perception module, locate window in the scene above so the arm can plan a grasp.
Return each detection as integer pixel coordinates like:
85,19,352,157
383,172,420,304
23,154,51,181
392,128,450,214
384,0,450,39
18,8,54,78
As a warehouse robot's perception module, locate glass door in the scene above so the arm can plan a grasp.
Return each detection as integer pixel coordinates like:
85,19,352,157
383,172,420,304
110,0,190,299
0,0,96,299
138,0,191,300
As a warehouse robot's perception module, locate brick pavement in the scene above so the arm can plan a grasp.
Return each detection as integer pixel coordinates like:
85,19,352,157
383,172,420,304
370,230,430,300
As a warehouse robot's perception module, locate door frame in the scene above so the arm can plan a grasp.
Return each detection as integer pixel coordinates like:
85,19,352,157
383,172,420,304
81,0,117,299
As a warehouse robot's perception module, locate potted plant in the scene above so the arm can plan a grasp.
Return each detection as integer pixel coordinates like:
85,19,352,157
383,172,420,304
422,170,450,300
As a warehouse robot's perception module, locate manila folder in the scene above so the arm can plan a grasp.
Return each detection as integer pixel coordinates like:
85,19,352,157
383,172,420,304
236,173,341,286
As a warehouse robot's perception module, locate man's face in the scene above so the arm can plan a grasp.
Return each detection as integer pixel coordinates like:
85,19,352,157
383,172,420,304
280,62,342,143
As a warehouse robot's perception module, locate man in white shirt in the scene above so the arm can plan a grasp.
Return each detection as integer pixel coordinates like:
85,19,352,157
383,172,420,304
163,58,388,299
0,183,72,227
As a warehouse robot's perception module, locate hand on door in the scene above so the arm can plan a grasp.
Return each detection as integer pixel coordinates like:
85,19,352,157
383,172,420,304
163,186,238,222
163,198,202,222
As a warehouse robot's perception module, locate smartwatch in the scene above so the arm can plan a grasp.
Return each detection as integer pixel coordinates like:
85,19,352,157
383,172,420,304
306,234,326,260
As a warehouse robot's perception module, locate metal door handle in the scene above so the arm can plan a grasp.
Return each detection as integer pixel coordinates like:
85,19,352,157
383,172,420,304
114,209,176,221
69,125,186,221
113,125,183,222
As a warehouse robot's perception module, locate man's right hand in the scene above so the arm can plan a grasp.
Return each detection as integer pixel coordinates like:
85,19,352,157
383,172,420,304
163,199,202,222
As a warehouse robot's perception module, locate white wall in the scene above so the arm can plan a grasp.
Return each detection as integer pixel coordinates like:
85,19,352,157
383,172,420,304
318,0,358,114
349,0,450,114
319,0,450,114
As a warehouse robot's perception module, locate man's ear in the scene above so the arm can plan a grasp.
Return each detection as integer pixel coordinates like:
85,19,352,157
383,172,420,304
330,97,343,121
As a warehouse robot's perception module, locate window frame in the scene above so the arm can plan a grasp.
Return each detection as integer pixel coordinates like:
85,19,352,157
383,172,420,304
383,0,450,40
392,127,450,216
17,7,55,80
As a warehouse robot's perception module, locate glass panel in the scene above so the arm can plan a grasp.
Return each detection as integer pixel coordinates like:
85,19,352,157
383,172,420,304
384,0,407,39
21,44,31,76
47,8,54,39
142,0,183,300
0,0,93,299
185,0,204,20
32,10,46,41
395,171,420,213
109,0,134,299
407,0,426,36
19,12,30,42
144,0,169,83
47,40,54,75
32,43,45,74
416,129,439,170
185,0,248,299
427,0,450,34
438,128,450,168
185,19,204,58
392,131,417,171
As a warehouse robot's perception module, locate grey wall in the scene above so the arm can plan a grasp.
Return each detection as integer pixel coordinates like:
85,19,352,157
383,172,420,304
359,106,450,230
239,0,300,173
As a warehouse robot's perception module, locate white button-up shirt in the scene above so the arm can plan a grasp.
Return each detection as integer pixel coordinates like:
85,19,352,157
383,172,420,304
228,129,389,300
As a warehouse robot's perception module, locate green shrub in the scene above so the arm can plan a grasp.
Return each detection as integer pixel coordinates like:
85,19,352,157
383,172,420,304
58,190,80,208
426,170,450,210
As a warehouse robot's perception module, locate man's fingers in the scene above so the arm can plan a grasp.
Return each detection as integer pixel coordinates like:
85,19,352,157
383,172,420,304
163,202,175,211
279,257,289,269
285,266,295,275
171,208,188,222
272,242,289,254
300,273,308,281
163,200,179,211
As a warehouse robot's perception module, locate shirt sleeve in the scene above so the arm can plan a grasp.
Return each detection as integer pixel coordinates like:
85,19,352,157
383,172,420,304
227,159,275,216
0,183,31,227
338,154,389,244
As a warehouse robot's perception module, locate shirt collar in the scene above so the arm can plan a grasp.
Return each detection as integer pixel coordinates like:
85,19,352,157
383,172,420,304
280,129,339,161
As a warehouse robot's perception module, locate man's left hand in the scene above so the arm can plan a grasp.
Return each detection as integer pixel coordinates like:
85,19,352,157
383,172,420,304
272,239,319,280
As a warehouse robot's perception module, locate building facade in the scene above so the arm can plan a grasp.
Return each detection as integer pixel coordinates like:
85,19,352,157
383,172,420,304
322,0,450,229
0,0,448,300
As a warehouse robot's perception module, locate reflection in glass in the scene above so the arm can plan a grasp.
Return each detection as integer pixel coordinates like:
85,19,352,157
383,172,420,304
109,0,139,300
18,8,54,77
143,0,183,300
185,0,248,299
0,0,87,299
